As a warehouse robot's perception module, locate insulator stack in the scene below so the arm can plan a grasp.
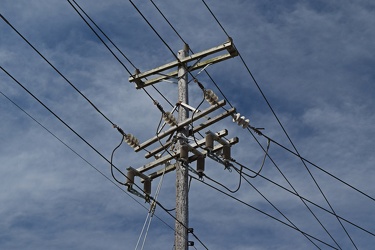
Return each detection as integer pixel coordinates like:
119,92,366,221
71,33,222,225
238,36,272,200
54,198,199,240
232,113,250,128
204,89,219,105
163,111,177,126
125,134,139,148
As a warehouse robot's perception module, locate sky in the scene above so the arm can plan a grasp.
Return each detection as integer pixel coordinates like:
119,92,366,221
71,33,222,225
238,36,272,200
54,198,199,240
1,0,375,249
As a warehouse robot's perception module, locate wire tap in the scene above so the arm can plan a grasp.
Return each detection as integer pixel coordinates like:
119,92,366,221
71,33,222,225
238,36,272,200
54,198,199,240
113,124,126,136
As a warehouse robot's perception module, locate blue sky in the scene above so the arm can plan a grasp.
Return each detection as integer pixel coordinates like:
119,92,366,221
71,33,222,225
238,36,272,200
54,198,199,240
1,0,375,249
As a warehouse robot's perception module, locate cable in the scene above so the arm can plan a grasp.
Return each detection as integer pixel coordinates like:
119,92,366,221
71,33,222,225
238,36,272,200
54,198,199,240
245,128,342,249
1,66,144,195
199,3,358,247
148,0,235,110
200,0,230,38
0,89,178,235
189,174,338,249
230,138,270,179
155,200,209,250
232,165,321,249
7,80,370,244
110,136,126,185
0,14,116,127
68,0,176,113
259,131,375,202
203,169,242,194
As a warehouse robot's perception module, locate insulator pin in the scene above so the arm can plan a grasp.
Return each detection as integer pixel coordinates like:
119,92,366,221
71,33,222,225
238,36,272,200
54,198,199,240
125,134,139,148
162,111,177,126
204,89,219,105
232,113,250,128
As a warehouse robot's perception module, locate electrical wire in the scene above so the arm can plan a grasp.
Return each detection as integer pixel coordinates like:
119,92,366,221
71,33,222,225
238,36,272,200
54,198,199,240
230,138,270,178
231,165,321,249
199,3,359,247
189,174,338,249
148,0,235,109
0,14,116,127
0,89,178,236
238,162,375,238
67,0,175,110
2,69,197,246
5,82,371,244
110,136,126,185
0,66,144,195
245,128,343,249
259,130,375,202
203,168,242,194
154,199,209,250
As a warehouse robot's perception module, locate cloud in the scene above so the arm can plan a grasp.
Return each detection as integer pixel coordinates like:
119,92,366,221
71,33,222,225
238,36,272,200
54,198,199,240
1,0,374,249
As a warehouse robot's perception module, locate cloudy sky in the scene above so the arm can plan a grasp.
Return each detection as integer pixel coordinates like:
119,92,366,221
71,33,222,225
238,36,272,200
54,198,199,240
1,0,375,249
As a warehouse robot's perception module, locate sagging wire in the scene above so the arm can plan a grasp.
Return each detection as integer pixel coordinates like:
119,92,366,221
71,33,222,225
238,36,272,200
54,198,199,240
230,138,271,178
110,135,126,185
202,164,243,194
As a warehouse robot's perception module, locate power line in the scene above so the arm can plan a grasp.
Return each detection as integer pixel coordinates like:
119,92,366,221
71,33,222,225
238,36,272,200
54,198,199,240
65,3,210,247
0,14,116,127
129,1,347,243
260,131,375,202
0,66,143,194
241,136,343,247
198,3,358,248
67,0,175,109
2,67,209,250
189,174,339,249
238,162,375,238
147,0,235,109
232,165,322,249
0,88,177,235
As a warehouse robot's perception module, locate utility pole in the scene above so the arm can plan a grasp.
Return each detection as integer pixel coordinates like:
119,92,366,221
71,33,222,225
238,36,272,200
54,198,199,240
175,44,189,250
125,38,239,249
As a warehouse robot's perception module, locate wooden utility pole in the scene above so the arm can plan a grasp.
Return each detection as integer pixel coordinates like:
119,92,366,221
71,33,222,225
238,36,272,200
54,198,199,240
126,38,239,249
175,44,190,249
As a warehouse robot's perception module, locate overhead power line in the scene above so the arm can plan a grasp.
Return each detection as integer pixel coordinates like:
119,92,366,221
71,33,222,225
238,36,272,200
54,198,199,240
198,2,362,248
0,14,116,128
189,174,339,249
0,89,177,235
0,66,143,194
67,0,175,109
147,0,235,109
